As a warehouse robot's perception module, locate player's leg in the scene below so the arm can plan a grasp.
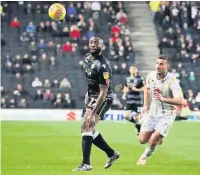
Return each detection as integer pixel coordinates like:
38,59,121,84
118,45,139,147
124,104,142,135
137,115,175,165
134,105,143,135
137,114,156,165
93,97,120,169
124,104,135,123
124,104,140,135
73,109,96,171
138,114,156,144
137,131,163,165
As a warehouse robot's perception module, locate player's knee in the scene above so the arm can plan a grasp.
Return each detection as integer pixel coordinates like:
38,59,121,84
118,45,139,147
81,122,90,132
124,113,131,120
138,136,148,144
149,133,163,146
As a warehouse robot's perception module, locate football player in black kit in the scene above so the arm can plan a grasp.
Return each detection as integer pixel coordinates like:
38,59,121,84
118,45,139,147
73,35,120,171
122,65,144,136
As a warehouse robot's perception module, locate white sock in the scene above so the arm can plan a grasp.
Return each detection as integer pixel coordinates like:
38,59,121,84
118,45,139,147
141,145,157,159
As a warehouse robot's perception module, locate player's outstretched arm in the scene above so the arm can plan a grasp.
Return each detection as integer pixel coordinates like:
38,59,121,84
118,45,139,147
160,97,187,106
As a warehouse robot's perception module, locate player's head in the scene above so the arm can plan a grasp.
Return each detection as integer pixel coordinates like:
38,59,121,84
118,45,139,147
89,35,104,56
155,54,170,75
129,65,138,76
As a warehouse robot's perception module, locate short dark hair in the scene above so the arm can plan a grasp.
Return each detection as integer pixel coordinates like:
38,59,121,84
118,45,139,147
92,34,103,40
158,54,170,64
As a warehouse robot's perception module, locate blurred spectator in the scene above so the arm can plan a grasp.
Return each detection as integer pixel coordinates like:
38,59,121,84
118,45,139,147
49,56,56,66
1,98,7,108
43,79,51,88
188,71,196,81
86,26,95,40
8,98,17,108
189,99,200,111
5,62,14,74
32,77,42,87
111,25,120,35
195,92,200,103
26,22,36,33
22,54,31,65
67,3,77,15
5,55,12,64
91,1,101,11
120,62,128,74
37,21,47,32
171,68,180,78
38,39,47,49
29,41,37,55
51,79,60,88
1,86,6,96
24,3,34,14
15,84,29,97
13,55,22,64
77,14,87,31
13,63,22,74
34,89,43,100
10,17,21,28
70,25,81,40
23,64,34,74
112,93,123,109
185,89,194,102
60,78,71,89
39,53,50,69
44,89,53,100
62,93,74,108
18,98,28,108
15,73,23,84
116,9,127,24
20,32,30,42
31,55,38,65
54,98,63,108
113,64,120,74
179,69,188,80
62,41,73,52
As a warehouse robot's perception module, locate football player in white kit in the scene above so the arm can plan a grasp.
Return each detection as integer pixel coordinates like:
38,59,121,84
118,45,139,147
137,54,187,165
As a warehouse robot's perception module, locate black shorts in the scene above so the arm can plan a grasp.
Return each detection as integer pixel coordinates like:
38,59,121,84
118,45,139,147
82,96,113,120
125,103,142,113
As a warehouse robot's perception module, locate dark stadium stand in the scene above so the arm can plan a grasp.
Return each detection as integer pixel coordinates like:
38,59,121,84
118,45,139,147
1,1,200,110
1,1,134,109
153,1,200,110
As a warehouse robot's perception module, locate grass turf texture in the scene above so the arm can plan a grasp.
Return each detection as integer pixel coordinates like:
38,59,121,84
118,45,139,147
1,121,200,175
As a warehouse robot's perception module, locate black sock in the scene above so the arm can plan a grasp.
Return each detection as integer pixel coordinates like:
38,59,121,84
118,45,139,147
82,135,93,165
129,118,136,123
93,133,115,157
135,124,141,133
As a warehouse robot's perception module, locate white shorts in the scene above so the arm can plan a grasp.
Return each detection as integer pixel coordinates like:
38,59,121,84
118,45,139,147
141,114,176,137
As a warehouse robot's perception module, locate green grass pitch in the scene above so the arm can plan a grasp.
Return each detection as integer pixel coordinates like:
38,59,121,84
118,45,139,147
1,121,200,175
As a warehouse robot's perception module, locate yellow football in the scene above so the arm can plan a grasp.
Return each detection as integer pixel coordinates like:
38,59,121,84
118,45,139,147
48,3,66,21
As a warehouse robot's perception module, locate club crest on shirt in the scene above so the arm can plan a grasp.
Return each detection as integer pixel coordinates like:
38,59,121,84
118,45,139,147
103,72,109,79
